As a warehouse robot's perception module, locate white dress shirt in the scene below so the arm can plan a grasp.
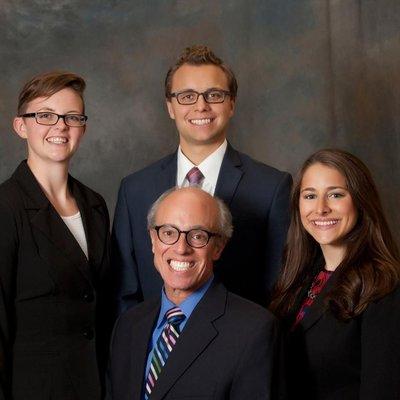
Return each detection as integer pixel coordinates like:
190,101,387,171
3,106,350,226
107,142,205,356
176,139,227,195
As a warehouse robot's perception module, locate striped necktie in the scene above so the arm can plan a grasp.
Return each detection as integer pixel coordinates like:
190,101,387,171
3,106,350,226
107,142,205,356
144,307,186,399
186,166,204,186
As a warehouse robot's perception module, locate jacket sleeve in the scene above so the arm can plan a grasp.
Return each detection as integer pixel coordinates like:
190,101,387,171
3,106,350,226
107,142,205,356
111,180,143,316
229,316,285,400
0,199,19,399
264,172,292,292
360,287,400,399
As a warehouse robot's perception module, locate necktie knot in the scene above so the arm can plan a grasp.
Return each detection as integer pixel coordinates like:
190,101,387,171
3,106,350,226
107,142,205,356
186,167,204,186
166,307,185,326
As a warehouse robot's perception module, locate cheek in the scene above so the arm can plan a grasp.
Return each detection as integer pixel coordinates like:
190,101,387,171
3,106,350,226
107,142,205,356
299,200,310,219
346,206,358,229
71,128,85,140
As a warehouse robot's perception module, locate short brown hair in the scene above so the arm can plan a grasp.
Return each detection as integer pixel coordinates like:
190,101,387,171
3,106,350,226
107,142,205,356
165,45,238,100
17,71,86,115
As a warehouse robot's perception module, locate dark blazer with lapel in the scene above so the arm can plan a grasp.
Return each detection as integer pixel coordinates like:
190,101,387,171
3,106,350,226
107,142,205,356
112,143,292,312
285,272,400,400
107,281,280,400
0,161,111,400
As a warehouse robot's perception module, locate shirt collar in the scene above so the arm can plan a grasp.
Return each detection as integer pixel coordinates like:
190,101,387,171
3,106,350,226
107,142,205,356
156,276,214,329
176,140,227,189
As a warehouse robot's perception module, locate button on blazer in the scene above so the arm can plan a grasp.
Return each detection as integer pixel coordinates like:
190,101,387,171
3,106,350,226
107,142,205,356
0,161,111,400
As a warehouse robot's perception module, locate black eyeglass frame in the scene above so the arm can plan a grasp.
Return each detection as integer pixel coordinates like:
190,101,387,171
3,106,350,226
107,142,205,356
169,89,232,105
20,112,88,127
153,225,220,248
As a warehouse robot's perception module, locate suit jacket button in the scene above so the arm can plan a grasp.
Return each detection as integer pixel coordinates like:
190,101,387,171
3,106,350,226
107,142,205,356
83,327,94,340
83,292,94,302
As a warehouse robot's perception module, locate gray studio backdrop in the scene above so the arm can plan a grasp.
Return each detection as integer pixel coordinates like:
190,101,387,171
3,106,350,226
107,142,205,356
0,0,399,244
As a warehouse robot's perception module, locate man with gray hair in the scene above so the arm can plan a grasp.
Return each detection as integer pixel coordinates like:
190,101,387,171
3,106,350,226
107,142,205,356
107,187,280,399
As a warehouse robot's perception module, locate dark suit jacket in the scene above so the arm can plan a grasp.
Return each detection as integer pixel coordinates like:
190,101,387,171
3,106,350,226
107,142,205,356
107,281,280,400
112,143,292,312
0,161,111,400
285,273,400,400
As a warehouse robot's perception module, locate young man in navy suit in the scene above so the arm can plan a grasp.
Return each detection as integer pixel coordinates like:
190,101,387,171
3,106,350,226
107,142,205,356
112,45,292,313
107,187,280,399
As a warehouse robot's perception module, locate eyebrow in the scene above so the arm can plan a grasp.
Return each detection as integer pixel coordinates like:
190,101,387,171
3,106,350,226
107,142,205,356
36,107,82,114
300,186,348,192
176,87,225,92
163,223,210,231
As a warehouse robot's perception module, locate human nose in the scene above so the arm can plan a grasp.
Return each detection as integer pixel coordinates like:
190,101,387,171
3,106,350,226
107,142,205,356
316,196,330,215
54,115,68,129
195,93,211,111
174,232,192,254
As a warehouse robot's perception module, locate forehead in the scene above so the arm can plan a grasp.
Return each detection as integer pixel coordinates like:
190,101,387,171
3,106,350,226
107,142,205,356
171,64,229,91
25,88,84,112
301,163,347,188
155,191,218,229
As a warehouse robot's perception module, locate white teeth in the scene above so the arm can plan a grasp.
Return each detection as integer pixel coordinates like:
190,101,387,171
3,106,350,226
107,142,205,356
169,260,192,271
313,220,338,226
190,118,212,126
47,137,67,144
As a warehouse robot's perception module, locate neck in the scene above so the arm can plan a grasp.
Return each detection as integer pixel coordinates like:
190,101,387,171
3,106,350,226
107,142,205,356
320,244,346,271
180,138,225,165
165,288,191,305
27,158,70,200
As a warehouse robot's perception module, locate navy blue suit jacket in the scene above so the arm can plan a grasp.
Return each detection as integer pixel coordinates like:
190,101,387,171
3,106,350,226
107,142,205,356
112,144,292,312
107,281,280,400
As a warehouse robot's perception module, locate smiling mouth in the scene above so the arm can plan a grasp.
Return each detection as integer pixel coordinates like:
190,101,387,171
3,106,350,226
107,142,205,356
312,219,339,228
189,118,214,126
46,137,68,144
169,260,194,271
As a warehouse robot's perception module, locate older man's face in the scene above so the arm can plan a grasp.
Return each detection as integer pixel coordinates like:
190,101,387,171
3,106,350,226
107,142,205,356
150,188,225,304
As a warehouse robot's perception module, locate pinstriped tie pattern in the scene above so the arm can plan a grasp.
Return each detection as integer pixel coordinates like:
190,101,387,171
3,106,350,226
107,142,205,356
186,167,204,186
144,307,186,399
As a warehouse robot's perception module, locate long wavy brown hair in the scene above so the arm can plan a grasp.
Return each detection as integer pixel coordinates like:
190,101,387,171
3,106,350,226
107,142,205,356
270,149,400,321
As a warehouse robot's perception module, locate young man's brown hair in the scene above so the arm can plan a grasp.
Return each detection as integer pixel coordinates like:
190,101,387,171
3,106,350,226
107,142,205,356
165,45,238,100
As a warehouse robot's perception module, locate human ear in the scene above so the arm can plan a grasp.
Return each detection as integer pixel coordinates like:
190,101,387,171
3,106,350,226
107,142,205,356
149,229,157,254
212,238,227,261
166,100,176,120
13,117,28,139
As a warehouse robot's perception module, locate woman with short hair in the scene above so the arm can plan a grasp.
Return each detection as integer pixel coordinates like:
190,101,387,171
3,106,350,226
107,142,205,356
270,148,400,399
0,71,111,399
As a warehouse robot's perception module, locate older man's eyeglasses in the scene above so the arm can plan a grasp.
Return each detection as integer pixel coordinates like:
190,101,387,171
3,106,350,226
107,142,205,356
153,225,220,248
169,89,231,105
20,112,88,127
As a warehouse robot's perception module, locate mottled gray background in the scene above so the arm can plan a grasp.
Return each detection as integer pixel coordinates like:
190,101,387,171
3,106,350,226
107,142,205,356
0,0,399,243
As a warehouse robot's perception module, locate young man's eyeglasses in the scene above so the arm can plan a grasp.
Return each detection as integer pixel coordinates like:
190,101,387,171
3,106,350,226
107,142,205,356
169,89,231,105
20,112,88,127
153,224,220,248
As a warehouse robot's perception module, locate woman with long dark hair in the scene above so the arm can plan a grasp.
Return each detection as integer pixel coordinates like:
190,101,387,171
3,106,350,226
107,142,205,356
270,148,400,399
0,72,111,399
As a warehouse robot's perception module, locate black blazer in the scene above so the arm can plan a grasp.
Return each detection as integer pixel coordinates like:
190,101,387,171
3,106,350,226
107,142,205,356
112,143,292,311
285,272,400,400
0,161,111,400
107,281,281,400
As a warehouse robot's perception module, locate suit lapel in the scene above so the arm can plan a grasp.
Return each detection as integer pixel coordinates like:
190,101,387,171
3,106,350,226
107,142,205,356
71,178,106,270
150,282,226,400
129,299,161,399
157,152,178,191
14,161,91,283
214,144,243,206
297,270,339,332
